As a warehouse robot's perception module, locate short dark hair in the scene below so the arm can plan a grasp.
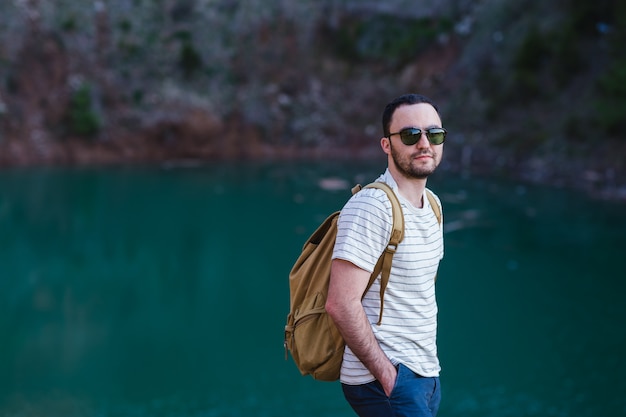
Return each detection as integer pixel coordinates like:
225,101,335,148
382,94,440,137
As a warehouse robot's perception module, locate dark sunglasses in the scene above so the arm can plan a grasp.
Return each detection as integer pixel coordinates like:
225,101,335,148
388,127,447,145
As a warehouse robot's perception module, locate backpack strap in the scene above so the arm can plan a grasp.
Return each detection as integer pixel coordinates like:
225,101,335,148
425,189,442,282
352,182,404,325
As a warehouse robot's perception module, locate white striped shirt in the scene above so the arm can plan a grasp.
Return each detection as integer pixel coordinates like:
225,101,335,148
332,169,444,384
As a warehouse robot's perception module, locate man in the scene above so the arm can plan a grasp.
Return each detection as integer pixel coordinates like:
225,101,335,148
326,93,445,417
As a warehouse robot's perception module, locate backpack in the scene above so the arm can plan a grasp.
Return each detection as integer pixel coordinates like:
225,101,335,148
284,181,442,381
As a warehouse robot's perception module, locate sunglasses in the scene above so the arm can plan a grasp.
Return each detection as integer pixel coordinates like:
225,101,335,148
388,127,447,145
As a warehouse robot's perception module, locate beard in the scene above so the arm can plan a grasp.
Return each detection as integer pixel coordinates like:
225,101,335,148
390,141,441,180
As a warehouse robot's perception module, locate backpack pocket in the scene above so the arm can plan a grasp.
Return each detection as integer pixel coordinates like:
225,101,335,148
289,291,344,381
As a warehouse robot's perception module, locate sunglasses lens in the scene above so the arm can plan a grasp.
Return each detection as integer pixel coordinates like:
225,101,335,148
426,128,446,145
399,128,421,145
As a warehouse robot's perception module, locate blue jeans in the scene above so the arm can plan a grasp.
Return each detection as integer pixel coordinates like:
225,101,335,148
341,364,441,417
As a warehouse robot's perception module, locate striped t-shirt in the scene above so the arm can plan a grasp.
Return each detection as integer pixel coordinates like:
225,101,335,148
332,169,444,384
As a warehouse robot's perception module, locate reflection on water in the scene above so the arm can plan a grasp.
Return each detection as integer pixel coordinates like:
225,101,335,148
1,162,625,417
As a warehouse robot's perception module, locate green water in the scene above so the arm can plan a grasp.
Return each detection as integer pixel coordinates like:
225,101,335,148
1,162,624,417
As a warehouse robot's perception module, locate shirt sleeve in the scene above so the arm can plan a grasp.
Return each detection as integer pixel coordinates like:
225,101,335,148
332,189,393,273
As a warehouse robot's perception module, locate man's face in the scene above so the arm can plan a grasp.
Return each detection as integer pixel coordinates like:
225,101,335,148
384,103,444,180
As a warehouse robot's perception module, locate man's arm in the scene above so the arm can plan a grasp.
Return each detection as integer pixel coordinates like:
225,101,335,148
325,258,397,396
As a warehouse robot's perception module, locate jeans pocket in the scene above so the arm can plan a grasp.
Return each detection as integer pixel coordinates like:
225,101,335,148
389,363,405,398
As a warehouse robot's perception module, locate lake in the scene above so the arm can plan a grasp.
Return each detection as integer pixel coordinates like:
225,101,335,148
1,161,624,416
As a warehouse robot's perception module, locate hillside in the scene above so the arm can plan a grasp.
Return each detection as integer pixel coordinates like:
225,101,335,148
0,0,624,199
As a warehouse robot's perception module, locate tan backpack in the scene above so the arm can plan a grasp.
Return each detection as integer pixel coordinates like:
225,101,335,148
284,182,441,381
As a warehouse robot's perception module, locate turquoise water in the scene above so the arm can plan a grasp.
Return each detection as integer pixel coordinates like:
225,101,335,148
1,162,625,416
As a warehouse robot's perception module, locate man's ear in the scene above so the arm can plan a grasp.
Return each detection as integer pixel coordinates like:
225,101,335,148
381,137,391,155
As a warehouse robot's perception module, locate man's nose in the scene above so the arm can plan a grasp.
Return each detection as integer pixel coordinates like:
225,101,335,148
415,131,430,147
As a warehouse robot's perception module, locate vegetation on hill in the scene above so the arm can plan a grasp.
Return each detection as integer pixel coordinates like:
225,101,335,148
0,0,624,197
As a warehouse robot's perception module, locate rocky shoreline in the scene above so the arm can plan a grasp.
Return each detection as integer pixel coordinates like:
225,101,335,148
2,137,624,203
